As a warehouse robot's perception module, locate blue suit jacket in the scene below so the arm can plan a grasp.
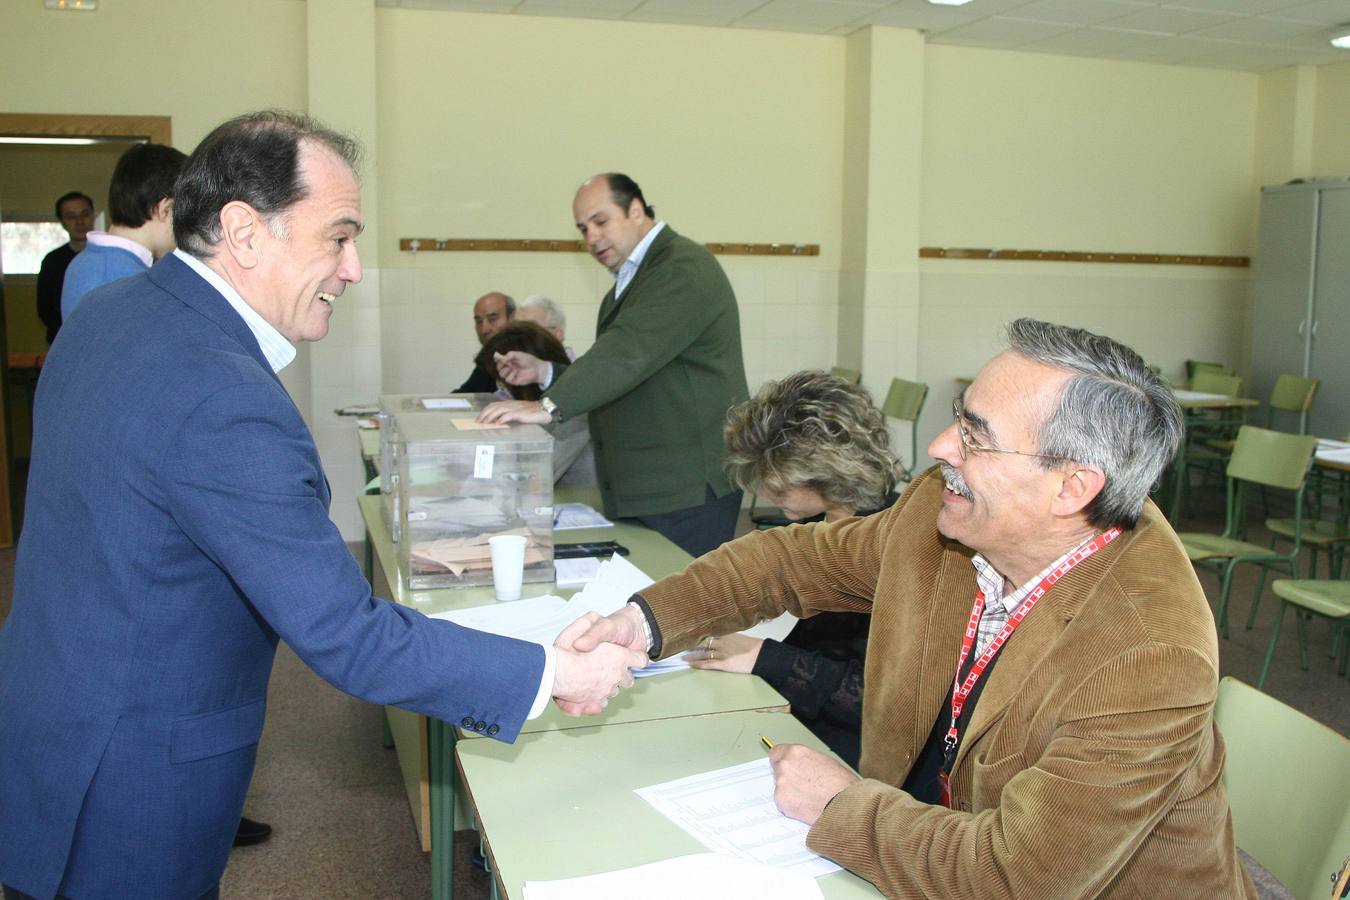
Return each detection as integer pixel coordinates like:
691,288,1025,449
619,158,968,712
0,254,544,899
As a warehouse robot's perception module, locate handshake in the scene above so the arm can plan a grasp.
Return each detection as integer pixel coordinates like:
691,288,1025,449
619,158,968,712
549,605,651,716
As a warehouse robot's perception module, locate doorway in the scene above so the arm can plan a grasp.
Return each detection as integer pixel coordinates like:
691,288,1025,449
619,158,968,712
0,113,172,545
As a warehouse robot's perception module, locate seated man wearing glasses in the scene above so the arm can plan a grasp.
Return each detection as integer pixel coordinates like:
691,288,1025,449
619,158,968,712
564,318,1255,897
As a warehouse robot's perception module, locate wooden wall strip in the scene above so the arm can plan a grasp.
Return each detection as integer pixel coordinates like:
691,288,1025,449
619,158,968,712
919,247,1249,267
398,238,819,257
0,113,172,145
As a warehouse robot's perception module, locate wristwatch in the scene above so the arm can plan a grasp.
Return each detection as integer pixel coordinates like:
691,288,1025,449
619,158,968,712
540,396,562,423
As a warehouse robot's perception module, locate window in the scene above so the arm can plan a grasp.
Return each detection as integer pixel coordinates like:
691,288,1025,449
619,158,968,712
1,221,72,275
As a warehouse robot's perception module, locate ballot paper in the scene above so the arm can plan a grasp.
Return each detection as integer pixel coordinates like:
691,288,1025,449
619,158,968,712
521,853,824,900
432,594,576,646
450,418,508,431
552,557,602,588
552,502,613,530
634,759,841,879
431,554,798,678
421,397,473,410
430,554,654,650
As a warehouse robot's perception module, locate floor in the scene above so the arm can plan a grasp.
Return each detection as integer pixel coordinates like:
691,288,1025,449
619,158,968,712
0,489,1345,899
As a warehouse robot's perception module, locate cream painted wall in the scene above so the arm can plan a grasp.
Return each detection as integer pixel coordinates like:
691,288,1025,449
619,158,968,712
906,47,1260,472
1312,62,1350,177
374,9,845,400
914,262,1248,455
922,46,1257,253
1253,66,1309,189
0,0,307,151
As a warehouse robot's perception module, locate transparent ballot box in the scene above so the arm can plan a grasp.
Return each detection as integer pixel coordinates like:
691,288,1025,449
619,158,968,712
379,393,553,590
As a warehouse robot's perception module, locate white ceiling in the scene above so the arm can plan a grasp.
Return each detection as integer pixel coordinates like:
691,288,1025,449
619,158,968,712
373,0,1350,71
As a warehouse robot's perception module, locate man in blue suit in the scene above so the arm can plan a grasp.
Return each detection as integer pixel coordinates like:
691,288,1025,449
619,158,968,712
0,111,645,900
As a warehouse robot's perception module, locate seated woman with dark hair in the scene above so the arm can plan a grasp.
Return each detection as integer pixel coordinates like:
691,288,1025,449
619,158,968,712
475,322,595,486
473,321,570,401
684,370,900,767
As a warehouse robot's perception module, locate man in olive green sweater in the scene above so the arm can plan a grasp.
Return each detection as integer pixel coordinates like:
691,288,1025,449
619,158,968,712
481,173,747,557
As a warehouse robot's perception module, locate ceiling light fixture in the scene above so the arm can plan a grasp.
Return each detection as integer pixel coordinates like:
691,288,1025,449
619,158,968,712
928,0,974,5
1331,25,1350,49
44,0,98,9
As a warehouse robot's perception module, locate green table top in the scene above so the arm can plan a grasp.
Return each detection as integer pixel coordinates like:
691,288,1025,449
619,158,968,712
456,710,882,898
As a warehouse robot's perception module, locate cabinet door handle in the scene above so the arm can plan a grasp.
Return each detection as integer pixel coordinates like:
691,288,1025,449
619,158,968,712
1311,320,1318,338
1297,320,1305,337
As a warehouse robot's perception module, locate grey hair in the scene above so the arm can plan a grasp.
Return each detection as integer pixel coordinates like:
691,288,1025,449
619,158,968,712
1006,318,1183,529
518,294,565,333
724,370,900,515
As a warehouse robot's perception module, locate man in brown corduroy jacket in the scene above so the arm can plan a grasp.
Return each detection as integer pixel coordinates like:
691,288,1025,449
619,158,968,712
567,319,1256,898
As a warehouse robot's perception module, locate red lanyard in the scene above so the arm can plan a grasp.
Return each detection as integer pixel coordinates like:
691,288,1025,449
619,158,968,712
937,527,1121,808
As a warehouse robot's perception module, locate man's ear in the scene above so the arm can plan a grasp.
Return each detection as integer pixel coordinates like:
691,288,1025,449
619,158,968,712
153,196,174,223
218,201,263,269
1051,465,1106,518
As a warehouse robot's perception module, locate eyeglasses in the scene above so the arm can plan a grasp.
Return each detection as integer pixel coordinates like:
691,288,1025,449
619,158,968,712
951,398,1070,463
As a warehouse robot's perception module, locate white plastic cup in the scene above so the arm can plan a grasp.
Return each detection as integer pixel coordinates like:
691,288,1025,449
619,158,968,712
488,535,527,602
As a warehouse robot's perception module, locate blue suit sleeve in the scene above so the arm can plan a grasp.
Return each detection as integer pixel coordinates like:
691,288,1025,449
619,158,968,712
163,379,544,741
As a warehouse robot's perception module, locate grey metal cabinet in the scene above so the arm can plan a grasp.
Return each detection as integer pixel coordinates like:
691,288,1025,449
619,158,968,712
1250,180,1350,439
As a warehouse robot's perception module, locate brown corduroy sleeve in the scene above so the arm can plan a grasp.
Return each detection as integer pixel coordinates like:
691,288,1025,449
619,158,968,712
636,481,915,659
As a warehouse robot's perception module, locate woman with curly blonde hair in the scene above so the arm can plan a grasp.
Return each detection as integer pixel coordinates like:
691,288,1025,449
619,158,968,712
685,370,900,766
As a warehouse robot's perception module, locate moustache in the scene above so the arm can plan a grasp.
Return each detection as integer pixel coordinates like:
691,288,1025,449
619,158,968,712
939,463,974,501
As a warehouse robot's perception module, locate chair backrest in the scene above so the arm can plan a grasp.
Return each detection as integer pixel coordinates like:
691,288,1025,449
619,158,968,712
829,366,861,385
1268,373,1320,415
1214,677,1350,900
1192,371,1243,397
1226,425,1318,490
1187,360,1234,382
882,378,928,423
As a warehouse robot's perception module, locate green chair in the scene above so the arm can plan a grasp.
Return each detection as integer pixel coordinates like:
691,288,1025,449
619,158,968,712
1258,575,1350,688
1214,677,1350,900
1267,430,1350,581
881,377,928,483
1193,361,1236,385
1172,372,1246,519
1178,426,1318,637
1205,373,1319,453
828,366,861,385
1266,373,1320,431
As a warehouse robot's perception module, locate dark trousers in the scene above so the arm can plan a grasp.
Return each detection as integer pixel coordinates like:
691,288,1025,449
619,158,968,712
4,885,219,900
636,485,742,558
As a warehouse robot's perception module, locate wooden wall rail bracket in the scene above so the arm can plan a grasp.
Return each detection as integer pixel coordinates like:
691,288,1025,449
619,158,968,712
918,247,1249,268
399,238,819,257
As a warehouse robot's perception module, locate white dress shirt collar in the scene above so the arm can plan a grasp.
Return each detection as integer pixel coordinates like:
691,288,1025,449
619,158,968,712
173,249,297,373
614,221,665,299
87,231,153,268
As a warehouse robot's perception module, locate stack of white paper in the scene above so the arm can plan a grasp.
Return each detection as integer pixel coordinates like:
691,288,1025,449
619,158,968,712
431,554,798,679
634,759,840,879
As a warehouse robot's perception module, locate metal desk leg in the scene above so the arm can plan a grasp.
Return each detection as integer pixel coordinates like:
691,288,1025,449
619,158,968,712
429,717,455,900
